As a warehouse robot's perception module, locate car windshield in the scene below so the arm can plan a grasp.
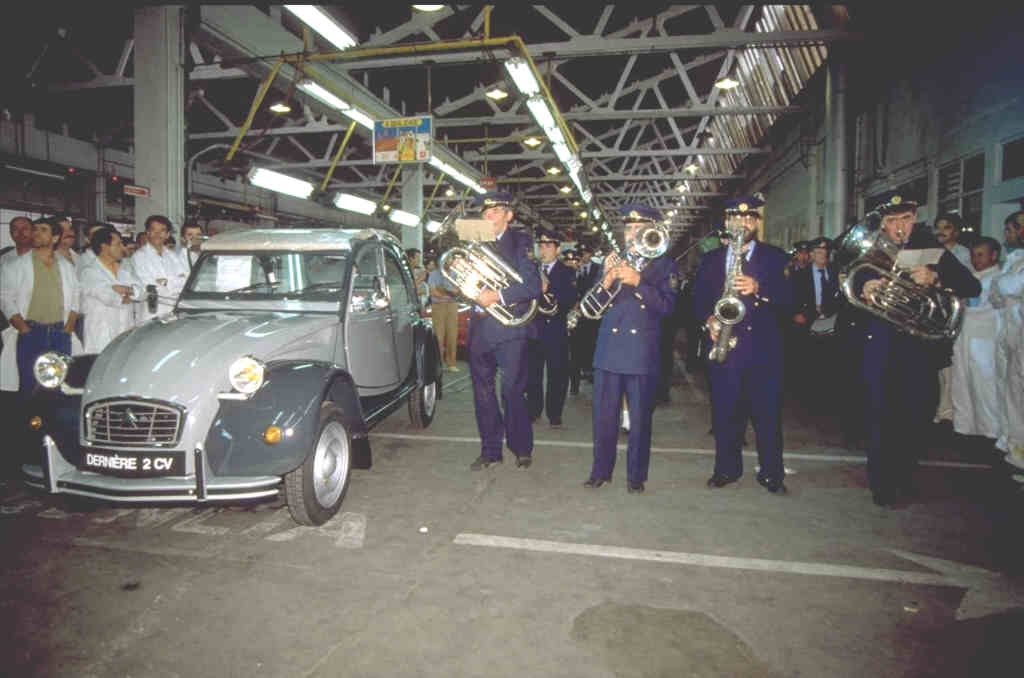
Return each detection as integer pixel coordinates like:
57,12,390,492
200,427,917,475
183,251,350,301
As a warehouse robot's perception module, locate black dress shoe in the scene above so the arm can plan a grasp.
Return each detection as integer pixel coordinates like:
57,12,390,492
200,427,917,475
757,476,787,494
627,481,645,494
515,455,532,469
706,474,739,488
470,456,502,471
583,478,608,488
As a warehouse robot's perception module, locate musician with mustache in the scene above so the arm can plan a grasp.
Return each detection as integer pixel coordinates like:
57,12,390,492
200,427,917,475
465,191,543,471
850,192,980,507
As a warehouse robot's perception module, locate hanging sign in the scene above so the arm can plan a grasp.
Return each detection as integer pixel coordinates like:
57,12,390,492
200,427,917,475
123,184,151,198
479,176,497,189
373,116,432,164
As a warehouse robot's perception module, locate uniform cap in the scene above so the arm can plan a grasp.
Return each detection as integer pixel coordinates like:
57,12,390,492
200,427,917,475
618,203,661,223
872,190,919,215
724,195,765,215
474,191,514,210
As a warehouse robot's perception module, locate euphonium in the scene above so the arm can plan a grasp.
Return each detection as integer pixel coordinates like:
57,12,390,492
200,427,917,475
579,222,670,320
837,223,963,341
438,241,538,327
707,222,747,363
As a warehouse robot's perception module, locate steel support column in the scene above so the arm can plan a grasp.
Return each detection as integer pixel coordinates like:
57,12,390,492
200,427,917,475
133,6,186,232
823,56,849,238
401,165,424,252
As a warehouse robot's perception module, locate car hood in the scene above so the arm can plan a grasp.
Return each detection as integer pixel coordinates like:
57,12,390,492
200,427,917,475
84,311,338,406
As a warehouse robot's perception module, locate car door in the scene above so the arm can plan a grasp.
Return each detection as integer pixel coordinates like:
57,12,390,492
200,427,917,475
382,246,417,381
343,242,401,391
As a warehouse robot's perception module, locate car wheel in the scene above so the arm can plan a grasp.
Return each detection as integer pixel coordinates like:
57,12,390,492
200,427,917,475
284,404,351,526
408,373,438,429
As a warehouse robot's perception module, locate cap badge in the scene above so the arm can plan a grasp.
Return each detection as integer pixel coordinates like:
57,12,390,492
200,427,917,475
891,195,902,205
738,203,749,212
629,210,641,220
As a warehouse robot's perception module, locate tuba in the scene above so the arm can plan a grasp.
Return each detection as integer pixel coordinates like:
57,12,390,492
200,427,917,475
435,201,538,327
836,216,964,341
579,222,670,320
707,221,748,363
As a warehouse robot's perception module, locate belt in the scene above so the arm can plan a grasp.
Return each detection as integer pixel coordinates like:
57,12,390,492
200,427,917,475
26,320,64,328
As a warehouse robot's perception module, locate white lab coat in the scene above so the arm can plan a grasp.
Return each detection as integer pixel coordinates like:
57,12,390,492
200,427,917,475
991,249,1024,460
951,266,1001,439
0,251,83,391
80,260,144,353
76,248,97,277
0,248,29,392
130,242,188,325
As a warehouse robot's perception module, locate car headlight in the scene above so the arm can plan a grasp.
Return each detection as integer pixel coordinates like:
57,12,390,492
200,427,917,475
34,352,71,389
228,356,265,395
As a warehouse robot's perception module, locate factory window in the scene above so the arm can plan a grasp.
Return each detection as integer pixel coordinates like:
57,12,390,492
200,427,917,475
938,152,984,233
1003,137,1024,181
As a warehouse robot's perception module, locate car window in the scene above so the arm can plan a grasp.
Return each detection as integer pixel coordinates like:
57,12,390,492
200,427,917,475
184,252,349,300
349,244,384,313
383,250,414,308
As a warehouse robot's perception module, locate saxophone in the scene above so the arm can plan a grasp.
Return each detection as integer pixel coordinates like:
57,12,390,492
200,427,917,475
707,223,748,362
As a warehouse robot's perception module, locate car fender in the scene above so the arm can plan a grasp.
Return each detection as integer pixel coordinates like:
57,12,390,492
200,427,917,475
204,360,371,477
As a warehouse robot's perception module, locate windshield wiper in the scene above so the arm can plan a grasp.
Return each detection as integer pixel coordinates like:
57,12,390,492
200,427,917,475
293,281,345,296
223,280,282,294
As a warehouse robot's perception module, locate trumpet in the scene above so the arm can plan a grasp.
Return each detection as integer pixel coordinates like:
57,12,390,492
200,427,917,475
579,222,669,320
537,267,558,316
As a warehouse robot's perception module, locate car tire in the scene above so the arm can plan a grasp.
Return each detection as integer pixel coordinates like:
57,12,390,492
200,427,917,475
408,373,438,429
284,403,351,526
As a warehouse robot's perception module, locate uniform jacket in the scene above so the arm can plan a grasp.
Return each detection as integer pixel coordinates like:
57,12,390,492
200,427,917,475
532,258,577,342
575,259,601,298
849,224,982,375
693,240,792,369
593,253,678,375
470,227,542,345
794,263,841,321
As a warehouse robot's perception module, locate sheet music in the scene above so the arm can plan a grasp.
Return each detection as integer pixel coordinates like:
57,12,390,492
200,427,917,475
896,248,943,268
454,218,495,241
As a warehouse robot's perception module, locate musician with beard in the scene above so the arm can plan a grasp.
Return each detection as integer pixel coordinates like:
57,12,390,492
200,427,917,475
694,196,793,494
583,204,678,494
849,192,980,507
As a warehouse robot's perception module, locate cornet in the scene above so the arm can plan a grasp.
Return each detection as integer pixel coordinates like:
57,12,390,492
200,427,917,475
579,222,670,320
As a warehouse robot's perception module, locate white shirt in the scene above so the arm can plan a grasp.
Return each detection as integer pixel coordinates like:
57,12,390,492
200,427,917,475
131,242,189,323
80,259,144,353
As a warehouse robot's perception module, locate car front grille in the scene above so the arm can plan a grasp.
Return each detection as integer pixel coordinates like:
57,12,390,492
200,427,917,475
85,400,183,448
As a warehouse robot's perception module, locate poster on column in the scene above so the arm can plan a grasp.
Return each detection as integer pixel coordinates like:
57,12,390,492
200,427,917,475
373,116,432,164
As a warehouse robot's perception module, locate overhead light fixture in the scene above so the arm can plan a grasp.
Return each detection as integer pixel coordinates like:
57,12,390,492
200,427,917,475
666,209,677,217
546,166,562,176
572,200,581,207
578,211,587,219
284,5,357,50
429,156,486,194
522,136,543,148
334,192,377,215
559,185,572,194
3,164,66,181
269,101,292,114
297,80,374,130
714,75,740,90
485,86,509,101
380,204,391,212
685,162,699,174
425,219,443,233
591,225,599,232
591,208,601,220
249,168,315,199
445,187,455,198
389,209,421,227
676,183,688,193
526,97,557,134
412,4,446,11
504,57,541,96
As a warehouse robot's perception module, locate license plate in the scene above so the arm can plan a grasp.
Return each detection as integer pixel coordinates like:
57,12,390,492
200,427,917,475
81,450,186,478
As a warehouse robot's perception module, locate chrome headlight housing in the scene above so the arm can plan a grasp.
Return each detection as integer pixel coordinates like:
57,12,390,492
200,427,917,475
228,356,265,395
34,352,71,389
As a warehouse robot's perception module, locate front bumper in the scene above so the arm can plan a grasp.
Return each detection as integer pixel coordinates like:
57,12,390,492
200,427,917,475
24,435,281,503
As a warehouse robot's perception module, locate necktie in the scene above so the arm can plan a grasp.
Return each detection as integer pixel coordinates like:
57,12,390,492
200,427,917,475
819,268,827,284
545,263,552,275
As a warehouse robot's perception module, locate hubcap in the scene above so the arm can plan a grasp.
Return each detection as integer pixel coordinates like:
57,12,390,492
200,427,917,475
312,421,349,508
423,382,437,417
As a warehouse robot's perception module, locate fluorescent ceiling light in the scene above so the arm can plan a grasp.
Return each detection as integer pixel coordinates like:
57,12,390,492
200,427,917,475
249,168,314,199
559,185,572,194
429,156,486,194
425,219,443,233
551,141,572,165
714,76,740,90
4,164,66,181
298,80,350,111
504,58,541,96
412,5,446,11
343,106,374,130
485,87,509,101
676,183,687,192
284,5,357,50
581,189,593,204
591,208,600,220
269,101,292,114
389,209,421,227
546,166,562,176
526,97,556,134
334,192,377,215
445,187,455,197
685,162,699,174
522,136,543,148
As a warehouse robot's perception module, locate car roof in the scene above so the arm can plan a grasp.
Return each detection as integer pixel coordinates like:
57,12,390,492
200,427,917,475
202,228,400,252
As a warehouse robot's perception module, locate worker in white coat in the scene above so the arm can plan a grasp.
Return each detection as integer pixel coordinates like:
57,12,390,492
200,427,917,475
991,211,1024,468
951,238,1002,440
80,227,144,354
130,215,188,325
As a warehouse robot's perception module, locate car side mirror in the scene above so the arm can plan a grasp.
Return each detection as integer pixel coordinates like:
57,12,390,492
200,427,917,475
371,276,390,309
